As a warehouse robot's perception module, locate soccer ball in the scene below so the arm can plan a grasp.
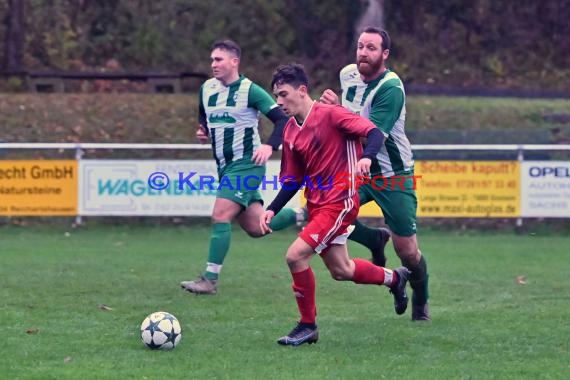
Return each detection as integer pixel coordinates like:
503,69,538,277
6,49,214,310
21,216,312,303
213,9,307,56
140,311,182,350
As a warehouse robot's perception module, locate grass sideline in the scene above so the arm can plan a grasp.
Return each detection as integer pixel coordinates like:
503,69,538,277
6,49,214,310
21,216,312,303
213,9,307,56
1,225,568,379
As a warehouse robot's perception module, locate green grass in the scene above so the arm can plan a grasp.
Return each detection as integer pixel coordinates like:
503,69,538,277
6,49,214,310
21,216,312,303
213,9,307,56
407,96,570,132
1,225,569,379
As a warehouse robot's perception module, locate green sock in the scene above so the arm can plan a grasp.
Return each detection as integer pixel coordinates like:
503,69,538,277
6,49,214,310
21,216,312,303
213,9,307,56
269,208,305,231
409,255,429,305
204,223,231,280
347,219,378,250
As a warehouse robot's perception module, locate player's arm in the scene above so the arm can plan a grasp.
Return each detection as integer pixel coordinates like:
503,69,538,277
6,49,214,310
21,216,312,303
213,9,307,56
369,83,405,135
259,182,300,234
271,139,304,213
249,83,288,148
361,128,383,159
356,128,383,175
264,106,288,150
196,85,209,143
333,107,383,174
333,105,384,143
266,183,300,216
198,85,207,129
260,139,303,233
198,106,207,132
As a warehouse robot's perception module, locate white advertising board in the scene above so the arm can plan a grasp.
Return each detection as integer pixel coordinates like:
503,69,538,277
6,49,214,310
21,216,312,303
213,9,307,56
78,160,298,216
521,161,570,217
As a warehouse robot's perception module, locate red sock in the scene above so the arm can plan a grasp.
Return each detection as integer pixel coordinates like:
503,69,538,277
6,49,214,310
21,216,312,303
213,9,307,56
291,268,316,324
352,258,397,286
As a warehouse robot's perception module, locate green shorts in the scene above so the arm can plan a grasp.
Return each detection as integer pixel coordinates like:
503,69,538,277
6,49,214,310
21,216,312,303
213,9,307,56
217,160,265,208
358,171,418,236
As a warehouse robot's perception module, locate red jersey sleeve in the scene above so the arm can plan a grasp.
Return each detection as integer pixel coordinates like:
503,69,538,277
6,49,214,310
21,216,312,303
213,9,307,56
330,105,376,138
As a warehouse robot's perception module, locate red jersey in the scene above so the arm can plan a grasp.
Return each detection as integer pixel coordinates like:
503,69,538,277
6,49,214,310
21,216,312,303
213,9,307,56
280,102,376,205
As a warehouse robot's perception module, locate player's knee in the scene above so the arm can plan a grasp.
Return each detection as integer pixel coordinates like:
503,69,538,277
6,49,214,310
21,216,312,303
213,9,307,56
394,237,420,264
285,254,300,268
397,249,421,267
211,206,239,223
285,251,308,272
211,213,231,224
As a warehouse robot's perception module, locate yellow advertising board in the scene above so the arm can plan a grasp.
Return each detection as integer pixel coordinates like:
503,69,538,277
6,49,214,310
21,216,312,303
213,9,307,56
357,161,520,218
416,161,520,217
0,160,77,216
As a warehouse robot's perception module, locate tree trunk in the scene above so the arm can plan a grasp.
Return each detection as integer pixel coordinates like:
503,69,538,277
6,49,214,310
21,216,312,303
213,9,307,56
355,0,385,33
3,0,25,71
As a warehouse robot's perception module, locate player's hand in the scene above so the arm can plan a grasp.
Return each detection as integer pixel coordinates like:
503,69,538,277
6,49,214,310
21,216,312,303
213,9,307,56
260,210,275,235
196,125,209,144
319,89,340,105
252,144,273,165
355,158,372,177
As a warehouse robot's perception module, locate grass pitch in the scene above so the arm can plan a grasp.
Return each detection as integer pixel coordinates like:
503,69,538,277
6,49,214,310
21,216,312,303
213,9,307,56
1,224,568,379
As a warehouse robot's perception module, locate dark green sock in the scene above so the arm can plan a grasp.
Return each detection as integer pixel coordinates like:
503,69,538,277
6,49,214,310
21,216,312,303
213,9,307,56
204,223,231,280
408,255,429,305
269,208,304,231
347,219,379,250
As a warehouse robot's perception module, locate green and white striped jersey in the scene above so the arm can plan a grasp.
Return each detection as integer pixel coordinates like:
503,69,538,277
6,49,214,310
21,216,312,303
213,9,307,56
199,75,278,170
339,64,414,177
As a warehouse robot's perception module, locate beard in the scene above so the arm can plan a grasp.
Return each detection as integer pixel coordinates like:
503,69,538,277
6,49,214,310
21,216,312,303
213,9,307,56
357,56,384,77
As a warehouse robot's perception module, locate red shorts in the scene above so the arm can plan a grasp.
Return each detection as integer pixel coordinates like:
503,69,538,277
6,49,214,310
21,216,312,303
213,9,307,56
299,197,359,254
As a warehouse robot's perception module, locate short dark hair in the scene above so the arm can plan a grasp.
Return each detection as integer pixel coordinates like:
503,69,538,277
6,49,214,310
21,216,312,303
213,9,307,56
211,39,241,58
361,27,391,51
270,63,309,90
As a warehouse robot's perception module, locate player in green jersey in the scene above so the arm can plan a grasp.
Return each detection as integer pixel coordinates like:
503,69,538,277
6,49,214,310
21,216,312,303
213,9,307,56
320,28,430,321
180,39,302,295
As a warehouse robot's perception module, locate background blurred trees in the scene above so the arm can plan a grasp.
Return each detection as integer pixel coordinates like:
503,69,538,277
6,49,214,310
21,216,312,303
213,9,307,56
2,0,24,71
385,0,570,90
1,0,569,91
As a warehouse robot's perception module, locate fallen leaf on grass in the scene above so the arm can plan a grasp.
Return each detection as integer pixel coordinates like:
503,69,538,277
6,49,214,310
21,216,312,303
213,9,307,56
63,356,72,363
98,304,113,311
516,275,527,285
25,328,39,334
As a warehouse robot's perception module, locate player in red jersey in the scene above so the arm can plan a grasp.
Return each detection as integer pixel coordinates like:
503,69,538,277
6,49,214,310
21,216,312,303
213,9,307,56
260,63,410,346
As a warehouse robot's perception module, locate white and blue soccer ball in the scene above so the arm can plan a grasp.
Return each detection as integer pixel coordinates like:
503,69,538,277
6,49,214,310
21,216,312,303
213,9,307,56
140,311,182,350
